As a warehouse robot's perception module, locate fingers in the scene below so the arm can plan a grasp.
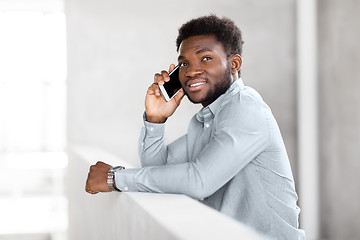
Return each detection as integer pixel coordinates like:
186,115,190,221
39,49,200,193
154,71,169,86
85,165,97,194
85,176,99,194
150,64,174,97
147,83,161,97
85,186,99,195
85,161,112,194
154,64,176,85
168,64,176,74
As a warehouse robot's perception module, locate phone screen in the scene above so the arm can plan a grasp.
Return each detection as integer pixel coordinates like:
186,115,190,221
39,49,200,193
162,65,182,100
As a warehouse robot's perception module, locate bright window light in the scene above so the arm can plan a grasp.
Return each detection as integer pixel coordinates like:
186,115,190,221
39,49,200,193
0,11,66,152
0,10,68,238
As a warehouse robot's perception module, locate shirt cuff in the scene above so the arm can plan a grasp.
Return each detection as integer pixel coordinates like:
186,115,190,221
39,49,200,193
143,112,165,137
114,168,138,192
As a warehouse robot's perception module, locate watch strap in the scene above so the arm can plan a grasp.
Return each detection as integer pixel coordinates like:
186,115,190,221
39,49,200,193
107,166,125,191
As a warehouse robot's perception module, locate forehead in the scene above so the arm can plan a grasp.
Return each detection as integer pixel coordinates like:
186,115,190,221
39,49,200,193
178,35,226,58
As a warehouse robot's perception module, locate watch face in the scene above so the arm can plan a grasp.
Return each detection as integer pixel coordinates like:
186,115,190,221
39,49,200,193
110,166,125,173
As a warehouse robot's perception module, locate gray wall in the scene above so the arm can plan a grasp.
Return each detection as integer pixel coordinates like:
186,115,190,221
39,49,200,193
65,0,360,239
318,0,360,239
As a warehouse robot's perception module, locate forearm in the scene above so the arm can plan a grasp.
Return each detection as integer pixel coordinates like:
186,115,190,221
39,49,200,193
115,162,209,199
138,120,168,167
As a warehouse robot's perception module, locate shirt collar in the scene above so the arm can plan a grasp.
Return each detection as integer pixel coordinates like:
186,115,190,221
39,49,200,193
196,78,244,123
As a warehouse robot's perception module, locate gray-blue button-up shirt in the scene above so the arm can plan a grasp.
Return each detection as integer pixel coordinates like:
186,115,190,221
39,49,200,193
115,79,306,239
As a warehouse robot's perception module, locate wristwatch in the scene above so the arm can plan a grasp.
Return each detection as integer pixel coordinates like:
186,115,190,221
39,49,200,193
107,166,125,191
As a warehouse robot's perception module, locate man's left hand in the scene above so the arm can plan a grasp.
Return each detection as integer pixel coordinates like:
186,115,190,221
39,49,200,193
85,161,112,194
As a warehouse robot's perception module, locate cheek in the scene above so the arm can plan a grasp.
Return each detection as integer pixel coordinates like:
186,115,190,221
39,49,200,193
179,73,187,86
208,64,227,79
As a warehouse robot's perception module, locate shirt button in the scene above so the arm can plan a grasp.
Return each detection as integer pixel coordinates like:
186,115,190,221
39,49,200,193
149,127,154,131
205,123,210,128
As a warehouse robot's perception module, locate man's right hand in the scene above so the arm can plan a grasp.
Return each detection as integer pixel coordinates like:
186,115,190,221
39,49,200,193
145,64,185,123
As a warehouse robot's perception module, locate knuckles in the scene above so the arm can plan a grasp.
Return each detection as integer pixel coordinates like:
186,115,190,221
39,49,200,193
89,161,107,173
154,71,169,83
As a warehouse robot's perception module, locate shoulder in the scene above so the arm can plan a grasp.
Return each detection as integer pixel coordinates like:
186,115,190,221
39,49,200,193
212,85,272,143
217,85,271,123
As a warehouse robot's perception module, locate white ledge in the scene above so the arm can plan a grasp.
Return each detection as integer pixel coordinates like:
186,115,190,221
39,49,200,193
67,145,265,240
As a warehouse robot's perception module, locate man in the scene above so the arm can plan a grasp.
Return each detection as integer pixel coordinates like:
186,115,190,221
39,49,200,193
86,15,305,239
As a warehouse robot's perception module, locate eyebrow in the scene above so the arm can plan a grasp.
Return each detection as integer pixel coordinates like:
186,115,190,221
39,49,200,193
178,48,212,61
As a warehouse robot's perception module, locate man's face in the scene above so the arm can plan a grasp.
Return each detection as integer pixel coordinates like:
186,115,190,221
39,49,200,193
177,35,233,107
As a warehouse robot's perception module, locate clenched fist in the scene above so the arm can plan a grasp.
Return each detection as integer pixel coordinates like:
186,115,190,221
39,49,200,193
85,161,112,194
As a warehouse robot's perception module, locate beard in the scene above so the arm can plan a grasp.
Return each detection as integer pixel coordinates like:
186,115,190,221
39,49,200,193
186,63,233,105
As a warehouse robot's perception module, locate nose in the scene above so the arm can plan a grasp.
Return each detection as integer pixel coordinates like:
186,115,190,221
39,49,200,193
185,63,203,78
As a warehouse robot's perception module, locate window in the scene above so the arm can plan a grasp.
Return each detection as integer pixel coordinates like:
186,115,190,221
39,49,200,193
0,10,68,239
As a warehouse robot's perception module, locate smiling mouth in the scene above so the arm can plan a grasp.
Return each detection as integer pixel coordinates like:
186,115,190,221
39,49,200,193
186,77,207,89
187,81,206,92
189,82,206,87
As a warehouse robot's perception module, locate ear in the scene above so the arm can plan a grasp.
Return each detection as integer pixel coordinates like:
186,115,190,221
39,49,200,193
230,54,242,75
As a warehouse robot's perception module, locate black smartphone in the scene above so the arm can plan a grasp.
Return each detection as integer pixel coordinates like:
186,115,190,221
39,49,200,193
159,65,182,101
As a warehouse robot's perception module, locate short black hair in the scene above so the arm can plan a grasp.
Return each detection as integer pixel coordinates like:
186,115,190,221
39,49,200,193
176,15,244,58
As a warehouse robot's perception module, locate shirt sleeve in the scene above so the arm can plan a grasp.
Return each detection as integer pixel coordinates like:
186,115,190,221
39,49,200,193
138,113,188,167
137,119,167,166
118,99,271,200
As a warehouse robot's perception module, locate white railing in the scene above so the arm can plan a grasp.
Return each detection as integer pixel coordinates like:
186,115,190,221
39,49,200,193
67,146,265,240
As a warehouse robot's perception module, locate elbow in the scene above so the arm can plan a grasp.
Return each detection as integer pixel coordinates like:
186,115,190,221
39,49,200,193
140,148,168,167
186,183,217,200
185,165,217,199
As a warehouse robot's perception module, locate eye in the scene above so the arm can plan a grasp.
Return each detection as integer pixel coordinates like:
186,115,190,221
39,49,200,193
202,56,212,61
179,62,188,67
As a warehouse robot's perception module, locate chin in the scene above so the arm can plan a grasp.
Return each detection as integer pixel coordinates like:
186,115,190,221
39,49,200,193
187,95,214,106
186,95,202,104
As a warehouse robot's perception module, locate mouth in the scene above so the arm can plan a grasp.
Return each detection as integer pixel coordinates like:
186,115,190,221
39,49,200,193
189,82,205,87
186,79,207,91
